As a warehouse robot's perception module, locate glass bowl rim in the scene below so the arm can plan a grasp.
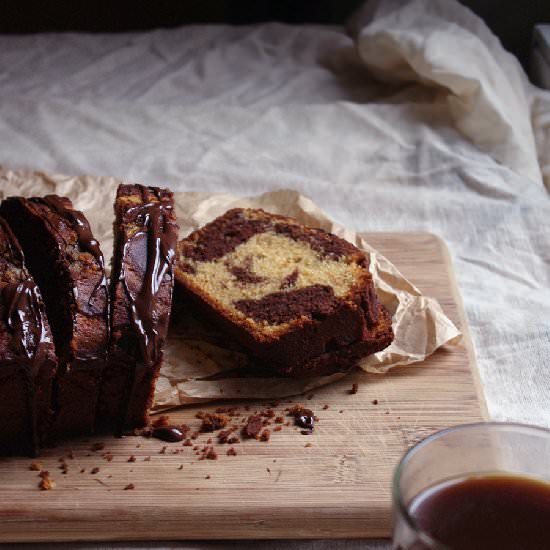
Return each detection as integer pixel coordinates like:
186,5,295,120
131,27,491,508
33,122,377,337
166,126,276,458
392,421,550,550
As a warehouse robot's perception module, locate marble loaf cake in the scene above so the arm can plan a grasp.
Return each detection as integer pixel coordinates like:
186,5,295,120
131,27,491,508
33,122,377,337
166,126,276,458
0,196,109,441
175,208,393,376
97,184,178,432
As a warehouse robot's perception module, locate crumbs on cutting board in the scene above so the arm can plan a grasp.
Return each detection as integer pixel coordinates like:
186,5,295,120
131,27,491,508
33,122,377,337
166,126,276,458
24,398,332,491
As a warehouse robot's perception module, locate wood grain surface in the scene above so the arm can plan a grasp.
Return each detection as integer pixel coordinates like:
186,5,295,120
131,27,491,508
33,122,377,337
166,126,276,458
0,233,487,543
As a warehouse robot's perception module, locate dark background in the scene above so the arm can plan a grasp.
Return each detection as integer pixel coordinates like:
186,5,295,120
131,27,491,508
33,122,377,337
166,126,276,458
1,1,549,71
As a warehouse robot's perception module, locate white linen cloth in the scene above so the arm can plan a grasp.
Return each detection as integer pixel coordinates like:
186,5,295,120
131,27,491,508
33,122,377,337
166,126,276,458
0,0,549,548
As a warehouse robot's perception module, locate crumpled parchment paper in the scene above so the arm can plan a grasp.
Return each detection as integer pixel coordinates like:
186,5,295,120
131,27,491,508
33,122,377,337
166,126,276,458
0,167,461,410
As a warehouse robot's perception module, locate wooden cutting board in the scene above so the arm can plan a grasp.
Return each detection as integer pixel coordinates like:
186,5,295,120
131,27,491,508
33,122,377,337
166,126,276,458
0,233,487,543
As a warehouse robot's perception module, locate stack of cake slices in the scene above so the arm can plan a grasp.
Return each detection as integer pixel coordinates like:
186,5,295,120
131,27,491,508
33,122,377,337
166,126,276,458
0,188,392,456
0,184,178,455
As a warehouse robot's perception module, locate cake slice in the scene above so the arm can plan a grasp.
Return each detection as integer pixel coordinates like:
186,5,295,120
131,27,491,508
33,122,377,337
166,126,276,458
97,184,178,431
175,208,393,376
0,217,57,456
0,196,109,439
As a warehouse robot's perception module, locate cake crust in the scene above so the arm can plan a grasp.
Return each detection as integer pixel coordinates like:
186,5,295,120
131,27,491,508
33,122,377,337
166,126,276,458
176,208,393,375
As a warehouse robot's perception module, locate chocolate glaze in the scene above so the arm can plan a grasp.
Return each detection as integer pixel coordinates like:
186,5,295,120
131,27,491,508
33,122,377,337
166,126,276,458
296,412,315,431
40,195,108,314
152,425,185,442
0,218,54,455
2,280,49,363
1,280,50,454
120,194,177,368
235,284,340,325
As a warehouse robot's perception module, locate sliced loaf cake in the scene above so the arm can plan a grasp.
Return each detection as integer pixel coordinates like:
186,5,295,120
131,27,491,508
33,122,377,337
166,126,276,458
0,196,109,439
175,208,393,376
97,184,178,431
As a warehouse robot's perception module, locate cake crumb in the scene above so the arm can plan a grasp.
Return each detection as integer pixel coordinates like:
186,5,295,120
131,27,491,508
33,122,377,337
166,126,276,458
274,416,284,424
266,467,271,473
339,410,344,414
205,447,218,460
91,442,105,451
274,426,282,432
38,474,55,491
102,452,114,462
80,468,85,473
227,447,237,456
305,443,313,448
205,475,211,479
144,456,151,461
159,446,167,454
90,467,100,474
178,465,183,470
260,429,271,442
200,413,229,432
124,483,135,490
349,383,359,395
152,415,170,428
127,455,136,463
242,415,263,439
372,399,378,405
29,462,42,471
322,404,329,410
307,394,314,400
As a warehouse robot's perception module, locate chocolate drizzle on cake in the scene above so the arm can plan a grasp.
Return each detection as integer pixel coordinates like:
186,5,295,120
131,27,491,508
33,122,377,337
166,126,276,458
0,217,56,456
235,284,340,325
120,190,177,368
1,280,51,454
40,195,108,314
2,281,49,362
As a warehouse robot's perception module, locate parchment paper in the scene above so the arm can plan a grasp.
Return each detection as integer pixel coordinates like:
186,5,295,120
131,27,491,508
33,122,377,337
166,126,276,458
0,167,461,411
